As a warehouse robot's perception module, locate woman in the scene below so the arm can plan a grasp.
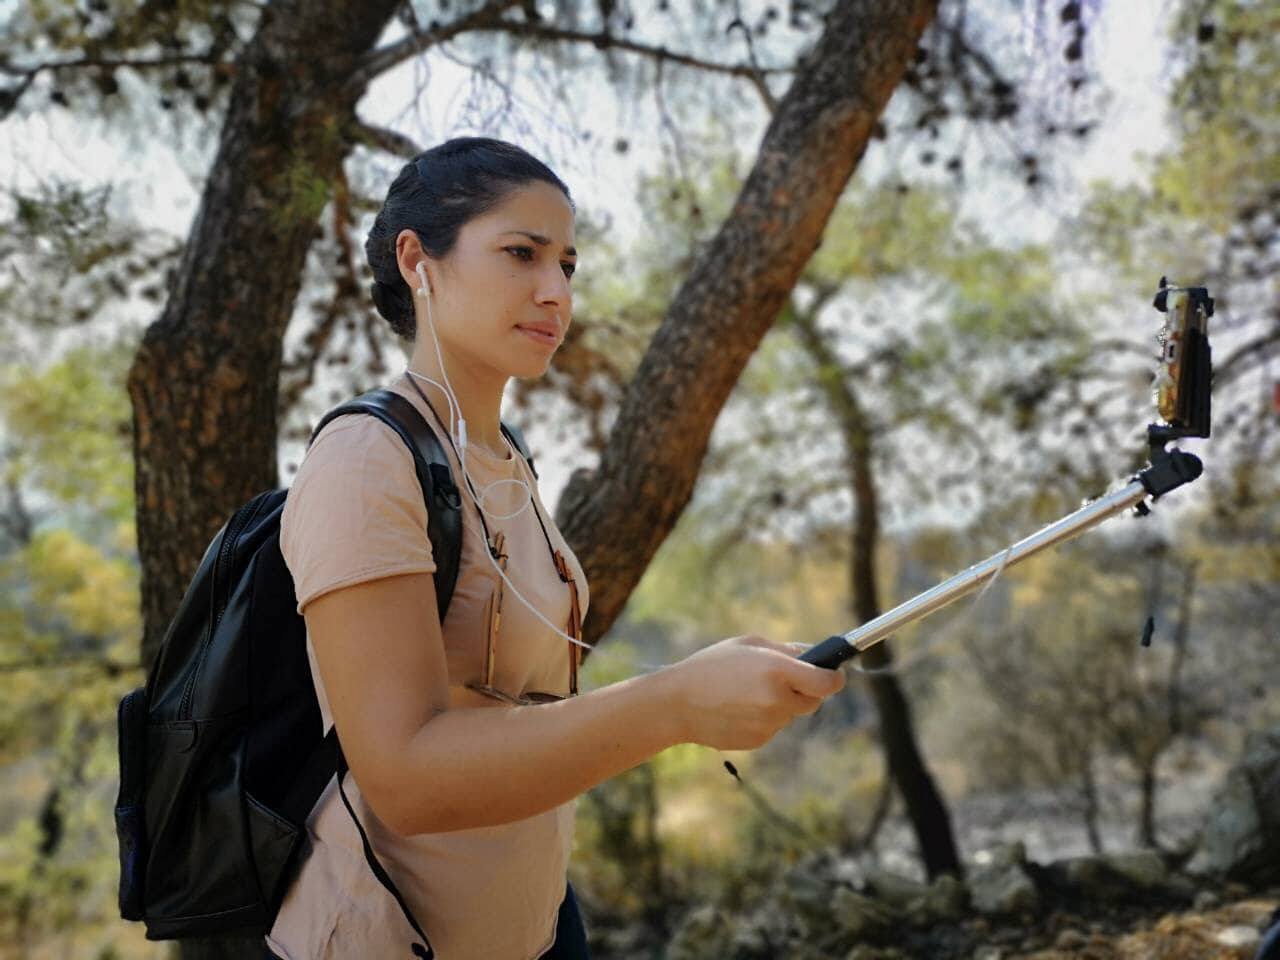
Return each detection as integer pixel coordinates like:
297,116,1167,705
265,137,845,960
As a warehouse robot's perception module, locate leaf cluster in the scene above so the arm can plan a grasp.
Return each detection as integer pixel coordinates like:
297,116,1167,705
0,341,142,949
2,0,254,122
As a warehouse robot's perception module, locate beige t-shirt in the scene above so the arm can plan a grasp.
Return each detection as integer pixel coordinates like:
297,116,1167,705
266,374,589,960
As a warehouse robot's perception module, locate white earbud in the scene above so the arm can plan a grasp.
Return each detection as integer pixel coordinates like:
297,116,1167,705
411,260,467,452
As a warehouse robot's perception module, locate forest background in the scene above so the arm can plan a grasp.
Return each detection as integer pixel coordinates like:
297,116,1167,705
0,0,1276,957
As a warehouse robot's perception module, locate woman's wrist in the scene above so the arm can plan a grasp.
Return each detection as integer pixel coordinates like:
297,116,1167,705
630,662,690,748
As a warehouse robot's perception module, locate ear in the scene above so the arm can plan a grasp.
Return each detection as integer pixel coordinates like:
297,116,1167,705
394,229,434,295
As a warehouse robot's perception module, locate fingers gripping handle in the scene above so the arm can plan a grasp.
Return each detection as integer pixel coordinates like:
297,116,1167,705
798,635,858,670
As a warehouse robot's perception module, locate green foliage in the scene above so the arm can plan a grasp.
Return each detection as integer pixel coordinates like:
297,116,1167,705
809,184,960,284
1081,0,1277,283
8,183,129,276
2,0,250,124
18,529,138,654
625,510,854,641
1165,0,1279,229
0,182,178,352
0,339,144,954
927,465,1280,828
278,151,339,230
1,342,135,527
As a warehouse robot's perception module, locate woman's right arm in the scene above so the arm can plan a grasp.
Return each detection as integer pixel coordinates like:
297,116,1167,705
306,570,845,837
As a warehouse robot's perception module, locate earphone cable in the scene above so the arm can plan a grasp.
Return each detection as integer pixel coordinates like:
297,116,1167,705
402,364,594,654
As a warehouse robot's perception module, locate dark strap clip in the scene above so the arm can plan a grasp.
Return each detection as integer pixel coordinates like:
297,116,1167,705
428,463,461,509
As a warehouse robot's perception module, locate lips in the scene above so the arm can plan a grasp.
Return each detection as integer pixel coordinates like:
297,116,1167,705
515,323,561,347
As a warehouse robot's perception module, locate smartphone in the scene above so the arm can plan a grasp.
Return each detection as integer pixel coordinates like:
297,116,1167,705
1152,280,1213,438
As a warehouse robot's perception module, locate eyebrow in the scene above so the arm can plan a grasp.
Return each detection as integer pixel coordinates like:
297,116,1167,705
503,230,577,258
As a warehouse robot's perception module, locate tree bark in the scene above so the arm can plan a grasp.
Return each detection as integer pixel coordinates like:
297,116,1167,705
557,0,939,646
790,306,963,879
128,0,409,668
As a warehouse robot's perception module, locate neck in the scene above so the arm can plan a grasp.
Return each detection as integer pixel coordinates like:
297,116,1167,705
406,336,508,455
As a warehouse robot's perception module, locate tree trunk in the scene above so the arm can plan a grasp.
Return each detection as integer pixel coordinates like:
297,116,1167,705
1167,560,1198,740
1137,761,1158,849
1136,559,1198,849
557,0,939,647
1081,753,1104,854
128,0,405,669
789,306,963,879
639,764,669,939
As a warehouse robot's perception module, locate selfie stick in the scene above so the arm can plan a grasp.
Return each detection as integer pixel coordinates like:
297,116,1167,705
800,280,1214,671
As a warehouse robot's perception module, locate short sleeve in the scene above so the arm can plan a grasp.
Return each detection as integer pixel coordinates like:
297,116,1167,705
281,414,437,614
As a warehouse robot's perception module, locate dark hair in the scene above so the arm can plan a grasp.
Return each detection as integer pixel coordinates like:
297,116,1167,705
365,137,573,340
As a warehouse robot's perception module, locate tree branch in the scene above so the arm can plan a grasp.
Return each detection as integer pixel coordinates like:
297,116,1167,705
359,10,792,89
482,21,792,82
350,0,525,91
0,50,226,79
0,50,227,120
1217,324,1280,385
279,168,361,414
727,2,780,112
346,118,424,158
557,0,941,648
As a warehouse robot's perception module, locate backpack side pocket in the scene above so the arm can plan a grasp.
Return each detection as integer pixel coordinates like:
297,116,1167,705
115,687,149,921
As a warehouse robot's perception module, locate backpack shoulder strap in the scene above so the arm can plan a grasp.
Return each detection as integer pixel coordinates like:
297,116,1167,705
499,421,538,479
308,389,462,621
300,392,451,958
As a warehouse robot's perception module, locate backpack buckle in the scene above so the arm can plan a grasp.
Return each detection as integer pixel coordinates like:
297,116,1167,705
428,463,461,509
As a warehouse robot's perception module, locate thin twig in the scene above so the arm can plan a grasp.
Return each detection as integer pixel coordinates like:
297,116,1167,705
350,0,525,91
0,51,223,78
359,10,792,89
727,2,778,112
1217,325,1280,384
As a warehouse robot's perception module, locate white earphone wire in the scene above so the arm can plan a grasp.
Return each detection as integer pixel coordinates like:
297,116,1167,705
408,267,587,652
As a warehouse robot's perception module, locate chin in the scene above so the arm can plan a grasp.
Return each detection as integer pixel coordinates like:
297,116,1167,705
511,356,554,380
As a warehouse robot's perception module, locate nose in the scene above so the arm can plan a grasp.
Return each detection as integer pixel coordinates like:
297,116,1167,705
535,263,571,311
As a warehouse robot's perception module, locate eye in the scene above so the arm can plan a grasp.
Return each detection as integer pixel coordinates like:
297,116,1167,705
505,245,535,262
561,262,576,279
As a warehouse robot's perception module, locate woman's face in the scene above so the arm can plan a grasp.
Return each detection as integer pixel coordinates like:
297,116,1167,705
398,180,576,381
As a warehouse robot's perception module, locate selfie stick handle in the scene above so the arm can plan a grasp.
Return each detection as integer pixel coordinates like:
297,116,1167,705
799,440,1202,671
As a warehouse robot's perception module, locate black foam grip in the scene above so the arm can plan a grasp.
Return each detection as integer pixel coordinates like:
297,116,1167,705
798,635,858,670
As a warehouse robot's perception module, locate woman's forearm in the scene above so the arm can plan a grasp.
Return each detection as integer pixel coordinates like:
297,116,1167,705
376,666,689,835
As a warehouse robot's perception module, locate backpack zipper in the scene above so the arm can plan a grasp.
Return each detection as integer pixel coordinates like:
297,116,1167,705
177,496,267,722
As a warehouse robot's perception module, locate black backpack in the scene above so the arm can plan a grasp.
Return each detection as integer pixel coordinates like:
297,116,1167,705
113,389,536,957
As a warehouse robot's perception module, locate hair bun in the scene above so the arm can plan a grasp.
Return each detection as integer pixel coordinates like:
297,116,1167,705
369,280,415,338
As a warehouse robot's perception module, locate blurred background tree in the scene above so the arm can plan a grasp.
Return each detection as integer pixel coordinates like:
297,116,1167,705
0,342,144,957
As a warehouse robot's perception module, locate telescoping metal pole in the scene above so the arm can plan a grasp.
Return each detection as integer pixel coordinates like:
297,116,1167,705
798,280,1213,672
799,479,1153,670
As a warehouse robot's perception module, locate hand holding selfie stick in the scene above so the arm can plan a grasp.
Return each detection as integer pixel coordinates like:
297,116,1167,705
800,279,1214,671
